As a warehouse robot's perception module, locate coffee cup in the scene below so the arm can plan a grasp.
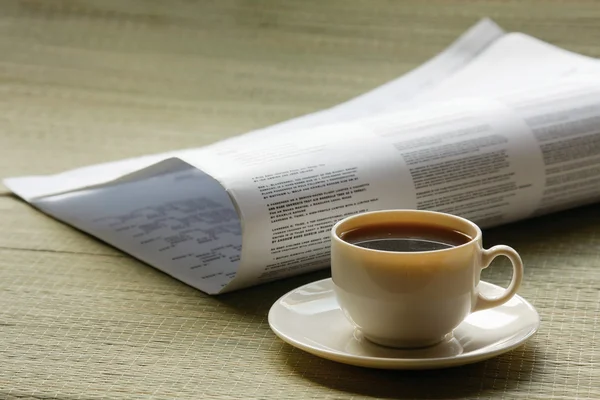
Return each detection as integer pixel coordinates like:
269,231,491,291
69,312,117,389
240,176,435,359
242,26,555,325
330,209,523,348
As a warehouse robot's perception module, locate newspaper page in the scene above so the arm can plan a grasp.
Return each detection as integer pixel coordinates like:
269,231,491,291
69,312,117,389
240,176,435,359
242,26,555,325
6,21,600,294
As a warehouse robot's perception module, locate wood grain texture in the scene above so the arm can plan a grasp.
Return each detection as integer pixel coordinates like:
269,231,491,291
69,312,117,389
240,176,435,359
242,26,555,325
1,1,600,399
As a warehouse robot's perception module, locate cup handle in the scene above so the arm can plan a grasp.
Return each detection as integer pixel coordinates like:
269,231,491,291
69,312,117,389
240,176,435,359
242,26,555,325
473,245,524,312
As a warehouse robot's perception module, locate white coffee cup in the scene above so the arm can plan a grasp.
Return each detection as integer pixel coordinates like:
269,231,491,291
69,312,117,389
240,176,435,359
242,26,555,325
331,210,523,348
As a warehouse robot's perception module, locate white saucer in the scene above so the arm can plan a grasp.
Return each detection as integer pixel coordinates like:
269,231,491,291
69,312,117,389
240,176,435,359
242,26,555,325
268,278,540,370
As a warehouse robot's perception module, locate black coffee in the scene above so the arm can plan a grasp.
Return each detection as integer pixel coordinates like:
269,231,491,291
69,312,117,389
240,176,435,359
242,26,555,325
340,223,472,252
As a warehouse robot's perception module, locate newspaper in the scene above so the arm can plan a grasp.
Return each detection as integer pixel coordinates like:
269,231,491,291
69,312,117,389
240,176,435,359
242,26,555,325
5,19,600,294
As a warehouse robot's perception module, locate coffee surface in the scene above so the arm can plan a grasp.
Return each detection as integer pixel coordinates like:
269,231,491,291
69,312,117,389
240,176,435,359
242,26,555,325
340,223,472,252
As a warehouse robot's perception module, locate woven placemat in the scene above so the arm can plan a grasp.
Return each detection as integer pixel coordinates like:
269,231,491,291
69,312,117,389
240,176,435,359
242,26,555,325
1,1,600,399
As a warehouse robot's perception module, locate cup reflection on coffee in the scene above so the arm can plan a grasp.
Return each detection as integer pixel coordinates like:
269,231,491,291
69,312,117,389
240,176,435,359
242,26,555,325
330,210,523,348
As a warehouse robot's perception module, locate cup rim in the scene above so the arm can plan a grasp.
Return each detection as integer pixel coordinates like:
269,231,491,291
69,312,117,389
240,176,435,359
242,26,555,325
331,209,482,255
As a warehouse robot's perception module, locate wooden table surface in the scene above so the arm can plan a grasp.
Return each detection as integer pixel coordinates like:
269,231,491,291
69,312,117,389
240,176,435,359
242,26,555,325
1,1,600,399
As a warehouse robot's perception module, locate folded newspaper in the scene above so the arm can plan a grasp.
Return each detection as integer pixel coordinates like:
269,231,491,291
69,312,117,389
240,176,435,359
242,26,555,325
6,19,600,294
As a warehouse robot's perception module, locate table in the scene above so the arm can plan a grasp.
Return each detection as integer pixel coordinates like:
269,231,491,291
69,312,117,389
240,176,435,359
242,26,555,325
1,1,599,399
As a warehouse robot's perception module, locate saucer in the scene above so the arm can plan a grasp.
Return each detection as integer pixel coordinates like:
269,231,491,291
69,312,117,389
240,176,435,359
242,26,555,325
268,278,540,370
